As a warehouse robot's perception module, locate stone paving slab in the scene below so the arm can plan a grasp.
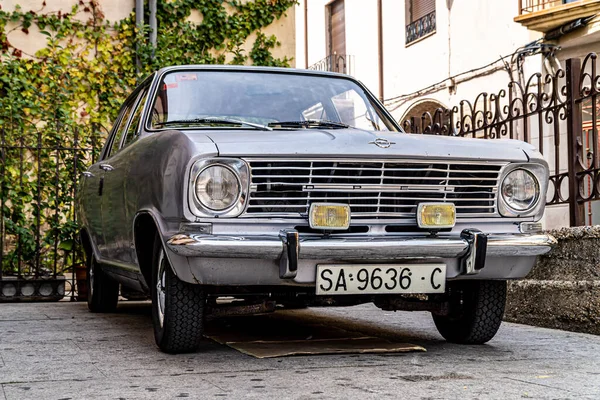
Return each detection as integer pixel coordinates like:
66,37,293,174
0,301,599,399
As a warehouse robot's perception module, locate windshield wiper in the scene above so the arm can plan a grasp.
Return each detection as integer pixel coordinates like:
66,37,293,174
268,119,350,129
155,117,272,131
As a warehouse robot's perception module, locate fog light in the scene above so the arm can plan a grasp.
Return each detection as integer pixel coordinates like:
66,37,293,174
309,203,351,230
417,203,456,229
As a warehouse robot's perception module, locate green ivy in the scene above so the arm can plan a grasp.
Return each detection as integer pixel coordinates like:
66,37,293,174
0,0,296,274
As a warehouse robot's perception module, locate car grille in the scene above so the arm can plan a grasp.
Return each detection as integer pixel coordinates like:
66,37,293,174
243,159,506,219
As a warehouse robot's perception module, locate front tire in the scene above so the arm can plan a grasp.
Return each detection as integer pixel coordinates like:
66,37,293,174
152,236,206,354
432,280,506,344
87,255,119,313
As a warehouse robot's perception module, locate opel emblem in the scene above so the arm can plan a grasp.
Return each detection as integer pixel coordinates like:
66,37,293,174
369,138,395,148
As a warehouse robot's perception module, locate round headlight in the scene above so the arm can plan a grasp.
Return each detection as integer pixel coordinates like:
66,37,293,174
501,169,539,212
195,165,240,211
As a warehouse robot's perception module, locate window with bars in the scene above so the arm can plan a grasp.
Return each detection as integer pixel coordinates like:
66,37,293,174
405,0,436,45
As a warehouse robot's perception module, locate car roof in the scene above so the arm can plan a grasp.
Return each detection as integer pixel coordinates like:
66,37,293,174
156,64,352,79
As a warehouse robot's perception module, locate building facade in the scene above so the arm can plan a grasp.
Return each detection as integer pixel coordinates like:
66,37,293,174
296,0,600,228
296,0,542,119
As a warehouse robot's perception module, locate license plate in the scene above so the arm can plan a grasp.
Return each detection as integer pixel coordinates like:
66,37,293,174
316,264,446,295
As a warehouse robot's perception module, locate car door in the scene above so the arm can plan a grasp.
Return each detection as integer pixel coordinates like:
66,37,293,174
95,94,138,261
100,86,150,266
119,87,151,266
80,156,107,255
82,104,132,257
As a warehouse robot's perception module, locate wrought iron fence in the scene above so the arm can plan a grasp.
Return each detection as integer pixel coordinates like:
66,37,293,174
400,56,600,226
0,121,100,301
574,53,600,225
406,11,436,45
308,54,355,75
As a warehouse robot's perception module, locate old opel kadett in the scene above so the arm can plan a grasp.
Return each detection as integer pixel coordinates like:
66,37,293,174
77,66,556,353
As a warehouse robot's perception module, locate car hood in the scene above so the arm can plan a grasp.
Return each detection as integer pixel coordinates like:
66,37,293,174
189,129,531,162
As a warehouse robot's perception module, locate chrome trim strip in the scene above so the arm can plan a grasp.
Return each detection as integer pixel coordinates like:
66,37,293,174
244,158,509,165
254,175,499,181
196,216,531,224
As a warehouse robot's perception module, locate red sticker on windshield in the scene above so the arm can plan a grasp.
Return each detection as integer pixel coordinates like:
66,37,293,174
164,83,179,90
175,73,198,82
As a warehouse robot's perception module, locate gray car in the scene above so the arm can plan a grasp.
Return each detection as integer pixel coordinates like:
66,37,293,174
77,65,556,353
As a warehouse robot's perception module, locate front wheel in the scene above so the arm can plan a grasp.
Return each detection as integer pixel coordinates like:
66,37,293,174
152,236,206,354
432,280,507,344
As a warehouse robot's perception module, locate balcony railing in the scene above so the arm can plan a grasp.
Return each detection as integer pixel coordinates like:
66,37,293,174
308,54,354,75
405,11,436,45
519,0,581,14
515,0,600,32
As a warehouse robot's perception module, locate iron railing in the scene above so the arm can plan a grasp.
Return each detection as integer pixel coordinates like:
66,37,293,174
308,54,354,75
574,53,600,225
406,11,436,45
519,0,580,14
0,122,101,301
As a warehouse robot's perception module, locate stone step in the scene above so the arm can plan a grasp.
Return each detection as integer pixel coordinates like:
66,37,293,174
505,279,600,335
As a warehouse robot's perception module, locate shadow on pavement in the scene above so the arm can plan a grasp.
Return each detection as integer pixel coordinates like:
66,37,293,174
110,301,456,355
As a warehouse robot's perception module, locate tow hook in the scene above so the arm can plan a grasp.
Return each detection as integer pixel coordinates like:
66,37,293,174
460,229,488,275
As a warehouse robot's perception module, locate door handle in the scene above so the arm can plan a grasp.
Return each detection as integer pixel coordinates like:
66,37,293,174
82,171,94,178
100,164,114,172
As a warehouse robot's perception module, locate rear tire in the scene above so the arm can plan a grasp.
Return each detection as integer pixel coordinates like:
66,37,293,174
152,235,206,354
432,280,506,344
87,255,119,313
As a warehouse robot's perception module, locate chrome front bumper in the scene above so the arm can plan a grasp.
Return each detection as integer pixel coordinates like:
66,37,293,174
166,230,556,279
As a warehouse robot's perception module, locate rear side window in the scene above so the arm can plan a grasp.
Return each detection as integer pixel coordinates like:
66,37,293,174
122,89,149,148
107,104,135,158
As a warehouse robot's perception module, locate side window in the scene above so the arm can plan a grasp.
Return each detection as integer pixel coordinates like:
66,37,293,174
122,89,149,148
107,103,135,158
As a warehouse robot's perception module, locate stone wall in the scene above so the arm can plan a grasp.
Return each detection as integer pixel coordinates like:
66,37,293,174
505,227,600,335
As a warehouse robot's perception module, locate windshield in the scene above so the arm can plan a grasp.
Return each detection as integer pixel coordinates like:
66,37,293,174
148,70,397,131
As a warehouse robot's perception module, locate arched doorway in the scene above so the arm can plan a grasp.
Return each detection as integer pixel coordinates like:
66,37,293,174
400,99,451,134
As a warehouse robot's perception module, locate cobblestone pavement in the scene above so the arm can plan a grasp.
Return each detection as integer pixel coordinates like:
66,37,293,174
1,301,599,399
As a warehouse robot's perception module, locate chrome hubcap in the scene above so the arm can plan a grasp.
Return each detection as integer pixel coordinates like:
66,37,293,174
156,249,166,328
